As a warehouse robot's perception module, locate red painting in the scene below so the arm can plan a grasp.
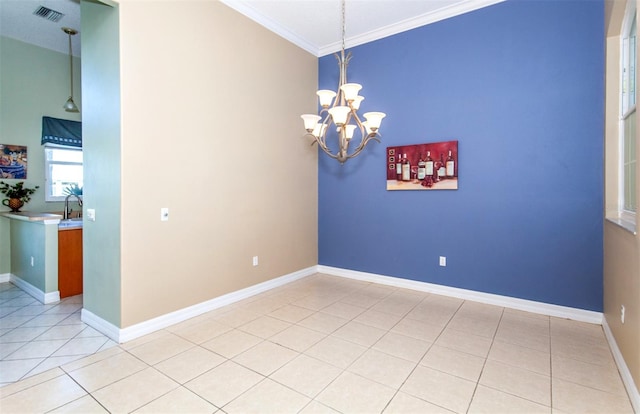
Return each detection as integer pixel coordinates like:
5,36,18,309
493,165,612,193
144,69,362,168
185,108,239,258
387,140,458,191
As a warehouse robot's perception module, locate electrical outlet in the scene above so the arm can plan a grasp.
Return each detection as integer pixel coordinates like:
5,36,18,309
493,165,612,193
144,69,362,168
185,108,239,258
253,256,259,266
30,256,34,267
621,305,626,324
439,256,446,267
161,208,169,221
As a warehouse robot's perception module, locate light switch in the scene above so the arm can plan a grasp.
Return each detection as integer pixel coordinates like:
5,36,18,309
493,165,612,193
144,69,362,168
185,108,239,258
87,209,96,221
161,208,169,221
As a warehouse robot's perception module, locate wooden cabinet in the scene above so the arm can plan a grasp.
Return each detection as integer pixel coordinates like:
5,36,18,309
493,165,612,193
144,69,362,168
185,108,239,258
58,228,82,298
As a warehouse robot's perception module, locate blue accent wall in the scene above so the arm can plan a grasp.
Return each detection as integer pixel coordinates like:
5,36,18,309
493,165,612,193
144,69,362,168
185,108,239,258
318,0,604,311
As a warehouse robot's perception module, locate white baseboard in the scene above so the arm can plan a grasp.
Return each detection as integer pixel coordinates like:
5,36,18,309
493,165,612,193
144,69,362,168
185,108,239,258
82,266,317,344
0,273,10,283
81,262,603,341
78,263,638,410
322,266,640,407
9,274,60,304
603,318,640,413
81,308,121,343
317,265,603,324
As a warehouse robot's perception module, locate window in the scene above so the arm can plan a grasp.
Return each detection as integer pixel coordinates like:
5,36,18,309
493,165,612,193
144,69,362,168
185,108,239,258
621,9,637,224
44,145,83,202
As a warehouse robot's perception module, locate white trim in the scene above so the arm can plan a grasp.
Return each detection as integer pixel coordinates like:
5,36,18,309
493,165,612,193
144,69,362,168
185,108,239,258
82,266,317,344
317,265,603,324
9,274,60,304
623,0,637,35
81,308,121,343
81,263,604,342
622,104,637,121
606,216,638,235
0,273,10,283
603,317,640,413
221,0,505,57
44,145,83,203
219,0,319,55
319,0,506,56
619,6,637,219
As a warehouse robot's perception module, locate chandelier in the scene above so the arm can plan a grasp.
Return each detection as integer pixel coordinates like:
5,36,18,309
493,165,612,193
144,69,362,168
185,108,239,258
300,0,386,164
62,27,79,113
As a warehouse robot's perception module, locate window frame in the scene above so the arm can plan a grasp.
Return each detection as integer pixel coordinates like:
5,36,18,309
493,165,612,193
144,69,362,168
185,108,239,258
619,4,637,228
44,144,83,203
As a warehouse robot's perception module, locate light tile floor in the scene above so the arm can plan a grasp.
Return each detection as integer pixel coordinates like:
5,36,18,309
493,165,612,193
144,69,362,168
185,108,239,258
0,283,117,387
0,274,635,413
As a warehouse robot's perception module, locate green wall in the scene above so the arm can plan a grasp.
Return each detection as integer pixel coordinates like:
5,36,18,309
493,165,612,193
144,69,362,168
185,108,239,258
0,218,9,274
9,219,58,293
0,36,81,211
80,0,122,327
0,36,81,274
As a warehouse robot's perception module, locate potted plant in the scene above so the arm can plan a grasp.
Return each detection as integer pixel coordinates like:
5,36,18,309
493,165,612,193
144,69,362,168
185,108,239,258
0,181,39,212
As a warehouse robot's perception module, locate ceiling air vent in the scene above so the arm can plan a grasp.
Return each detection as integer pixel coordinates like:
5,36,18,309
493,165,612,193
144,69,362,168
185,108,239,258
33,6,65,22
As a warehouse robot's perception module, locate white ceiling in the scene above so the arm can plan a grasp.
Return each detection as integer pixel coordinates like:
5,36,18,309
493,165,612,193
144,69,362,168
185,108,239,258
0,0,504,58
0,0,81,56
221,0,505,56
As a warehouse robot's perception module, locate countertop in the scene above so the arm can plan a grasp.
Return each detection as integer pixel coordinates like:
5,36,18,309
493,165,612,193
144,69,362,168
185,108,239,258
1,212,82,230
1,212,63,222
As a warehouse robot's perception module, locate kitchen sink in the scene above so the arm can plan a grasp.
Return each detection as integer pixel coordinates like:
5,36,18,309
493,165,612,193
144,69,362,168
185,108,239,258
58,218,83,228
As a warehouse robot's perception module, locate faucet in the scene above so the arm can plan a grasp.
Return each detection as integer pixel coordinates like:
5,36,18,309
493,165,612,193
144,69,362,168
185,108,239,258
64,194,83,220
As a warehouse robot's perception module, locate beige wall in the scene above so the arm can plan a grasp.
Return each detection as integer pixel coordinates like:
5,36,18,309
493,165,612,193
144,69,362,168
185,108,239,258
115,0,318,327
604,0,640,396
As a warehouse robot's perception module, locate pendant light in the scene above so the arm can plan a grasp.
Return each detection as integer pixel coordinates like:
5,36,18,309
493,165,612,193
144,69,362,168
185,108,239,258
62,27,79,113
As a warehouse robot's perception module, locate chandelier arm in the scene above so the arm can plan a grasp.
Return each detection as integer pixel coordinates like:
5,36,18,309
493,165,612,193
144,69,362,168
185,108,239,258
320,144,340,160
347,137,369,157
340,127,350,155
312,127,340,160
343,145,367,160
304,132,337,159
365,132,382,145
350,111,367,138
349,131,382,157
318,113,332,148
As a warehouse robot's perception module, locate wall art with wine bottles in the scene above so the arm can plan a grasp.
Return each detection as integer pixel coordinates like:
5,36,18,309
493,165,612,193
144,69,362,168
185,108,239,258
0,144,28,179
386,140,458,191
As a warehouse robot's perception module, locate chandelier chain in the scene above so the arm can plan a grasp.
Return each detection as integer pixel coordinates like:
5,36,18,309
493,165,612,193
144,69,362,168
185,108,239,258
68,33,74,98
341,0,346,52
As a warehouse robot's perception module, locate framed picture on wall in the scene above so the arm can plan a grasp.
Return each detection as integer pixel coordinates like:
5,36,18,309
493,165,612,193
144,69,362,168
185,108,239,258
386,140,458,191
0,144,28,179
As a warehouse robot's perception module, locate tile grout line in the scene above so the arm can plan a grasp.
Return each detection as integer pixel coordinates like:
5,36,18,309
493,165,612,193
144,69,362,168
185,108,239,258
56,364,110,413
2,277,634,412
465,306,505,414
379,293,462,413
0,283,114,388
18,310,87,381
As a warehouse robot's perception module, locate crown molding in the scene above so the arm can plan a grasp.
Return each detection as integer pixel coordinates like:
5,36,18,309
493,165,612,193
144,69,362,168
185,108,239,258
320,0,506,56
219,0,320,56
222,0,505,58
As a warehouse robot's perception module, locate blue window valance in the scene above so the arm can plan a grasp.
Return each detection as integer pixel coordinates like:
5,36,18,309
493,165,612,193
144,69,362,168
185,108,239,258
41,116,82,147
